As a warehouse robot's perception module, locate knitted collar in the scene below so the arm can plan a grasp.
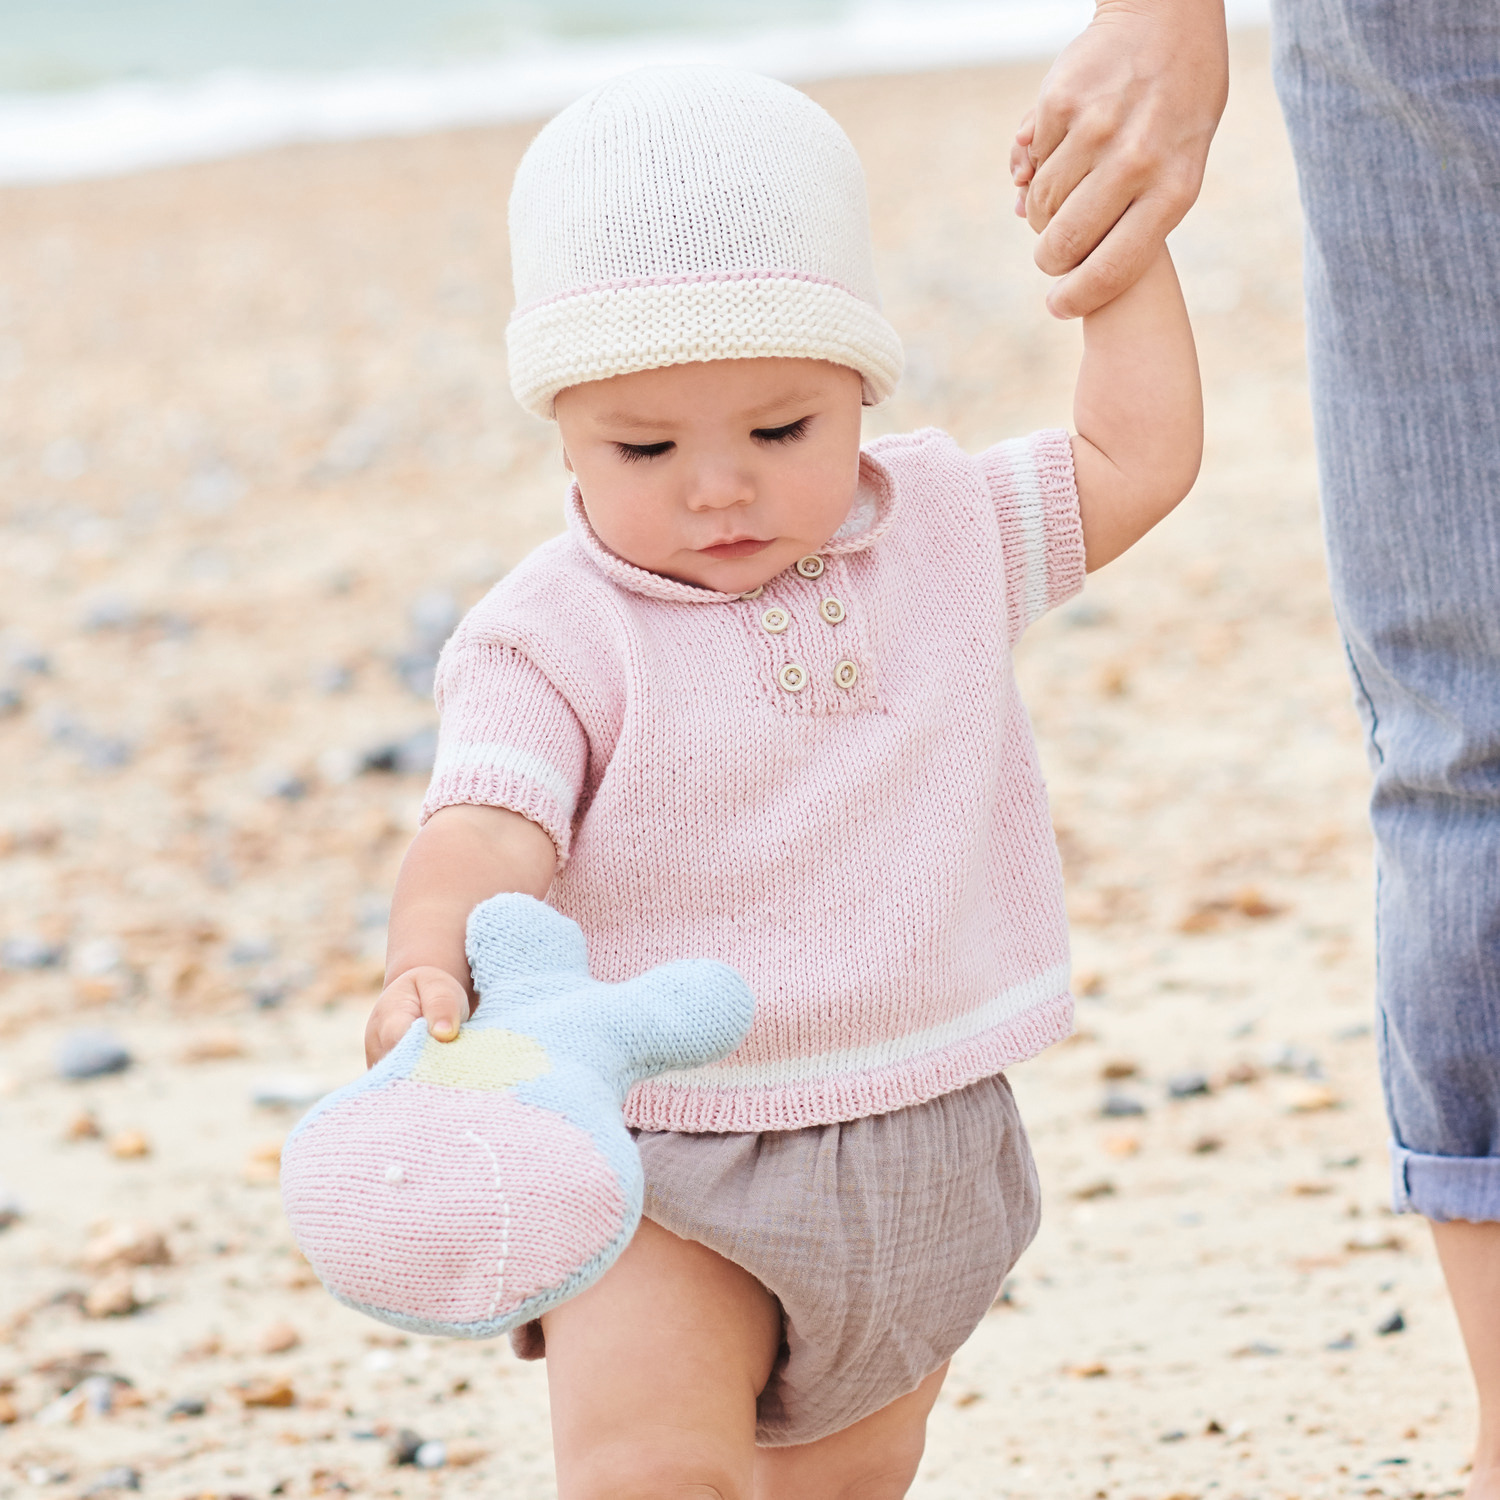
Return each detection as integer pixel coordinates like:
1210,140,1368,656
564,448,899,604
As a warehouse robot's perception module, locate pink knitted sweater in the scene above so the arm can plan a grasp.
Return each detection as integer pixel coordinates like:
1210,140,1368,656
422,426,1085,1133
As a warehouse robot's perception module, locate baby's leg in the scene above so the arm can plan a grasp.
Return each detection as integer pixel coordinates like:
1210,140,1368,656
752,1363,949,1500
541,1217,782,1500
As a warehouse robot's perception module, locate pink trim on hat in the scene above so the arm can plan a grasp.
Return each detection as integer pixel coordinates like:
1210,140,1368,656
511,268,863,321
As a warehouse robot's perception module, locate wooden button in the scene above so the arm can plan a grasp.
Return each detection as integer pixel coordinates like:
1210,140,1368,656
833,660,859,690
795,555,826,579
819,598,846,625
778,663,808,693
739,585,764,600
761,606,790,634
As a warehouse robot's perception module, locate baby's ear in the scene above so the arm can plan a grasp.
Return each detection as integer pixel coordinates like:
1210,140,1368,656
465,893,589,997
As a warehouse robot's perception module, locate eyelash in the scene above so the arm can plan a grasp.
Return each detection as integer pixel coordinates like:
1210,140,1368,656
612,417,811,463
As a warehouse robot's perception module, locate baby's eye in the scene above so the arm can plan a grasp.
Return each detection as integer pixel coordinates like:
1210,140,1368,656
751,417,810,445
615,440,674,463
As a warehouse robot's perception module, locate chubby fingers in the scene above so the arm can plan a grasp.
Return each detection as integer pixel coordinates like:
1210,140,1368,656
413,968,470,1044
363,967,470,1067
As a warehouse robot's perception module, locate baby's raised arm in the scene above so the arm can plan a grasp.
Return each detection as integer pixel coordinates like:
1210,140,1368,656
1069,246,1203,570
364,804,556,1065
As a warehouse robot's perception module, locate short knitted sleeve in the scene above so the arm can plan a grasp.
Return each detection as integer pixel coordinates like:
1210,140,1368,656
977,427,1086,643
420,639,587,863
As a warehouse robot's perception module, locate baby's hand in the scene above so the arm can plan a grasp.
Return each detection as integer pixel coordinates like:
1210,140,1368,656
1010,110,1037,221
364,965,470,1068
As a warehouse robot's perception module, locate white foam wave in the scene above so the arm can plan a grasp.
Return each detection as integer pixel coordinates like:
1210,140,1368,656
0,0,1270,185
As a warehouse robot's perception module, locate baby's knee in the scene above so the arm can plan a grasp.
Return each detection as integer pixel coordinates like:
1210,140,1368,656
560,1438,747,1500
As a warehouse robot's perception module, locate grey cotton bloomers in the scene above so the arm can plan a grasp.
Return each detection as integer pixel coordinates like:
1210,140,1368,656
511,1071,1040,1446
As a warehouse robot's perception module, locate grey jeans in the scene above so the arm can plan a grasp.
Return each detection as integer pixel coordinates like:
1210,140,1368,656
1272,0,1500,1220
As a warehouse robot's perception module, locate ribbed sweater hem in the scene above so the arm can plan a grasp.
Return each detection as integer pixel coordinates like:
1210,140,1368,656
624,993,1074,1134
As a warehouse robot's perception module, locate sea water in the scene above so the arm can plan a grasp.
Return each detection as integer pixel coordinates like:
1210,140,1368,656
0,0,1269,183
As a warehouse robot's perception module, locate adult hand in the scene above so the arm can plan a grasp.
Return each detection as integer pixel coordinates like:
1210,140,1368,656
1010,0,1229,319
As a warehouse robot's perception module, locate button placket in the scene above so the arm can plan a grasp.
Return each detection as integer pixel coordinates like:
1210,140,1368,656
744,553,874,710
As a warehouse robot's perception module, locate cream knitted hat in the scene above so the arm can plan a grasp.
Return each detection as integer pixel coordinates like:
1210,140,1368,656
506,65,903,418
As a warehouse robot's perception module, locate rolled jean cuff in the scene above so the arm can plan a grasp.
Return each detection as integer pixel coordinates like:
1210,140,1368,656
1389,1141,1500,1222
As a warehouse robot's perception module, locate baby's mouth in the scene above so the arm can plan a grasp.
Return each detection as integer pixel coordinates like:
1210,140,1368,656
697,537,771,560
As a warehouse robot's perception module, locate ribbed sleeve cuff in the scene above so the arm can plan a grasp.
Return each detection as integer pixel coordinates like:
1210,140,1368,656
982,428,1086,640
420,750,575,865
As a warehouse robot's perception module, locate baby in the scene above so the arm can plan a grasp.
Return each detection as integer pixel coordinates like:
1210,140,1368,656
363,65,1201,1500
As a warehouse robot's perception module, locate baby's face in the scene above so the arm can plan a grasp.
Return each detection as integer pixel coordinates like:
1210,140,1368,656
554,357,864,593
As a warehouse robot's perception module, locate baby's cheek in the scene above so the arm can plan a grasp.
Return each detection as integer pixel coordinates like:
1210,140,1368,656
282,1080,626,1325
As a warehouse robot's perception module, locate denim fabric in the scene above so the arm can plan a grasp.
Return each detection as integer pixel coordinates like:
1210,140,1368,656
1272,0,1500,1220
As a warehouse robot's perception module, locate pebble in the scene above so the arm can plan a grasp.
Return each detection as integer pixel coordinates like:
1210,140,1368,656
65,1110,102,1140
1166,1071,1211,1099
8,642,50,675
359,725,438,777
1099,1059,1138,1080
237,1376,296,1408
166,1395,207,1419
179,1030,245,1062
313,662,354,695
252,1075,328,1109
257,1320,301,1354
414,1441,447,1470
0,684,22,717
84,1271,140,1319
55,1030,132,1080
227,936,276,966
83,1222,171,1270
1100,1092,1146,1118
0,1182,21,1229
72,938,122,977
0,1392,16,1424
85,1469,140,1495
1326,1332,1357,1351
3,935,65,971
1071,1179,1116,1201
390,1429,426,1465
1268,1043,1325,1079
1376,1309,1406,1336
107,1130,151,1160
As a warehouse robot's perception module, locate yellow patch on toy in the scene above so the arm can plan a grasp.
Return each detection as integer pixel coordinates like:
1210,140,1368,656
412,1028,551,1091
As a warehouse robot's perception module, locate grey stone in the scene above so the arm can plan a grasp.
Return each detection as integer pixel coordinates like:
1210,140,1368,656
166,1396,207,1419
1166,1071,1211,1099
85,1468,139,1494
0,683,23,716
0,1181,22,1229
313,663,354,695
360,726,437,777
390,1429,425,1465
227,936,276,966
1376,1309,1405,1336
3,935,65,970
1100,1092,1146,1118
1325,1332,1356,1350
252,1075,327,1109
55,1030,132,1080
80,595,139,632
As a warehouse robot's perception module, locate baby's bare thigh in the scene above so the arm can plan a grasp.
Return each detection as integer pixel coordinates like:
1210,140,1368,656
752,1363,949,1500
540,1217,782,1500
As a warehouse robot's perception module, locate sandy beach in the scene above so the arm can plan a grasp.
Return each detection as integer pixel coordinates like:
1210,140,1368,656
0,30,1479,1499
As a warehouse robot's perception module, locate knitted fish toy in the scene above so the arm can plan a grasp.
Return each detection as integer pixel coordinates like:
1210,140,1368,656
280,893,754,1338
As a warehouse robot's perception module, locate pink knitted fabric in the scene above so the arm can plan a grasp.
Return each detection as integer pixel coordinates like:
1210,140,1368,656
422,427,1085,1132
